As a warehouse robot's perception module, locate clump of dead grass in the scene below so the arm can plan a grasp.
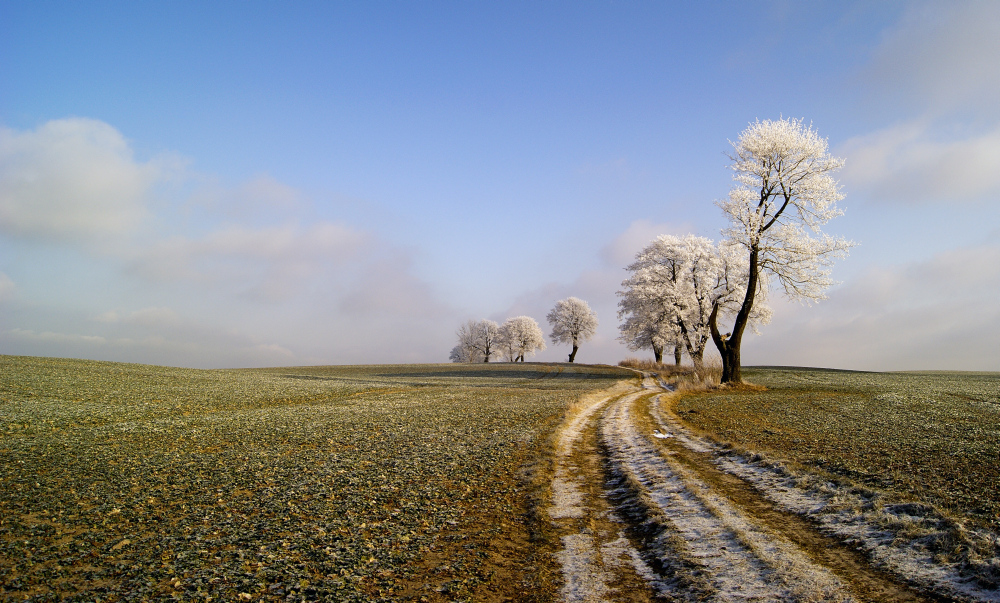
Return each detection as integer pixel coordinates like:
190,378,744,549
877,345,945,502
618,357,729,391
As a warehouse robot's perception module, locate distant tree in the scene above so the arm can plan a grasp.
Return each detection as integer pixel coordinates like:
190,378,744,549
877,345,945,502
449,345,470,363
497,330,520,363
547,297,598,363
714,118,853,383
450,320,484,363
619,235,766,376
499,316,546,362
468,319,500,363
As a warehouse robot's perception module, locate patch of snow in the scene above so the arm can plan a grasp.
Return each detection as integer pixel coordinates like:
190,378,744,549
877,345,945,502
550,476,586,519
556,533,613,603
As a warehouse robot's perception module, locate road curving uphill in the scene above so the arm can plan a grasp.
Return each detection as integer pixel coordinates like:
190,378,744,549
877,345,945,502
547,373,996,603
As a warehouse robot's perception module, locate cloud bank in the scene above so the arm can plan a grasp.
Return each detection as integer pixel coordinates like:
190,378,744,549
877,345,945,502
0,119,456,367
842,2,1000,206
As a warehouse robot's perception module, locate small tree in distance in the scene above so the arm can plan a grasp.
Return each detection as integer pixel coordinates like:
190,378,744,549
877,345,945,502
499,316,546,362
451,320,482,363
450,319,499,363
713,118,854,383
547,297,598,363
470,320,500,363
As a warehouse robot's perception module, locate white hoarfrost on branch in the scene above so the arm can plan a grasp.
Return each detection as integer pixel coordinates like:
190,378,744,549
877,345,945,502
714,117,854,383
618,234,769,374
450,319,500,363
451,320,482,363
498,316,547,362
616,291,680,365
547,297,598,363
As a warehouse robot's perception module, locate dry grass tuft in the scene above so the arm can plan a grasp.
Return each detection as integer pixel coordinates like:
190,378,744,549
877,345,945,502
618,357,729,391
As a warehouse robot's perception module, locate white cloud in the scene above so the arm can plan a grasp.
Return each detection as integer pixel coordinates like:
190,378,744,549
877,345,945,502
129,221,368,300
865,2,1000,117
125,307,181,328
7,328,107,346
843,3,1000,206
1,316,303,368
0,117,464,367
742,244,1000,371
839,120,1000,204
338,250,452,318
0,119,178,242
600,219,693,267
186,173,304,220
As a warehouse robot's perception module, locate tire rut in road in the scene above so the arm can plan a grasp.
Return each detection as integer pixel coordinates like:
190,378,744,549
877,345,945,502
639,392,955,603
552,376,956,602
548,384,667,602
601,383,852,602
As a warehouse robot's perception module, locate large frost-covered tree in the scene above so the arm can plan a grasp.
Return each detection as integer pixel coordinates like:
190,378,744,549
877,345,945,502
714,118,853,383
618,235,763,374
499,316,546,362
547,297,598,363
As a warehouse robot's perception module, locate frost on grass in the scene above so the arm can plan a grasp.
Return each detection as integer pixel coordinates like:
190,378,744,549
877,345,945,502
713,453,1000,602
556,533,613,603
0,355,631,602
548,385,616,597
659,369,1000,602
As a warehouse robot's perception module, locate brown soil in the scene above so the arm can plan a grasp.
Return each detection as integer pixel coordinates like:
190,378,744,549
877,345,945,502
390,433,562,603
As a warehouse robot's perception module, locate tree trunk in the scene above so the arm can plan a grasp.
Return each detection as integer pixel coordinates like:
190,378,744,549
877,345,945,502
691,348,705,376
674,345,682,366
652,343,663,364
709,303,731,382
568,344,579,363
711,247,760,384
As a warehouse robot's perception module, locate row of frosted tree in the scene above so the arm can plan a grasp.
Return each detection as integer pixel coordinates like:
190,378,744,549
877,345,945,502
450,297,599,363
617,118,852,383
450,118,852,384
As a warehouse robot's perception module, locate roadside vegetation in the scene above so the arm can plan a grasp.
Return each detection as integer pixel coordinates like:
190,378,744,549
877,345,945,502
618,357,723,390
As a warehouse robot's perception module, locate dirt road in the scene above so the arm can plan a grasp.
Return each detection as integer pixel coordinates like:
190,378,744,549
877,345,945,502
546,374,968,603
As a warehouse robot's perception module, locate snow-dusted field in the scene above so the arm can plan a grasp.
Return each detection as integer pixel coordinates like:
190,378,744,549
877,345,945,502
5,356,997,602
0,356,628,602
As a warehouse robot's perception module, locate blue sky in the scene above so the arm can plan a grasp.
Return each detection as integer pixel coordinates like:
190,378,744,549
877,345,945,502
2,1,999,370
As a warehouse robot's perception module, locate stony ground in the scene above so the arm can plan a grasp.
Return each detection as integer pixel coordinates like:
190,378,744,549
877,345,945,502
0,355,630,602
